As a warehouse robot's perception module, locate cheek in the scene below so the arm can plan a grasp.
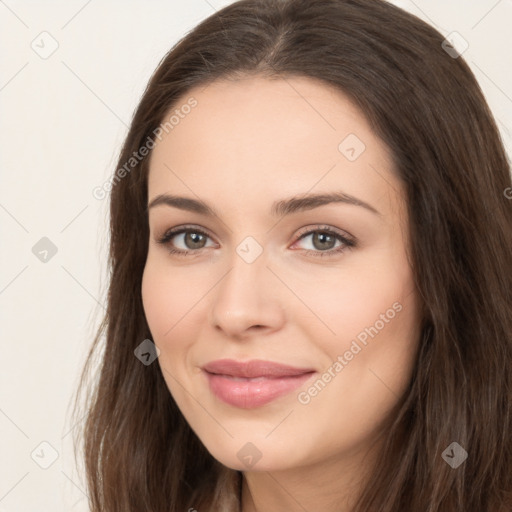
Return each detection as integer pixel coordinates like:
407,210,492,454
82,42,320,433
293,243,420,410
297,282,420,457
293,257,414,352
141,261,198,403
141,257,213,391
141,259,198,340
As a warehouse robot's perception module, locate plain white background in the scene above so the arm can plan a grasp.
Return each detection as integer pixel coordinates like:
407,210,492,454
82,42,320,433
0,1,511,510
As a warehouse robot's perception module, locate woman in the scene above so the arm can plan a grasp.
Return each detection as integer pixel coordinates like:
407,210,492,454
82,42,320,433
73,0,512,510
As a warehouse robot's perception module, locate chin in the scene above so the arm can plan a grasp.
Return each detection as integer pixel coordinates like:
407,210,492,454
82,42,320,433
200,436,302,473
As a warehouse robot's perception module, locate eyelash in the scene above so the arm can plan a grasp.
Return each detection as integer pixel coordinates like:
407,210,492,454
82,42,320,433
156,224,356,259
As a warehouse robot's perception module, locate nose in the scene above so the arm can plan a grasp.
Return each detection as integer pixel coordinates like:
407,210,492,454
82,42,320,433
209,250,286,340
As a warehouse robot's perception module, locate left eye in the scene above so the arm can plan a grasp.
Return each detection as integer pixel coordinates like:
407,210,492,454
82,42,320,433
291,227,356,257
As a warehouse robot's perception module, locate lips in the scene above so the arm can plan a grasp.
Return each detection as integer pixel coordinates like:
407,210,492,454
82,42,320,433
202,359,316,408
202,358,315,378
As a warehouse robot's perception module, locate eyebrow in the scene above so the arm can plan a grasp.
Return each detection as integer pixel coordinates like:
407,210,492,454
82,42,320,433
147,190,381,218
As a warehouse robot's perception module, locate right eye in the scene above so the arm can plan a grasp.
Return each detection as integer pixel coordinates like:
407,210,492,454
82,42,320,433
156,226,217,256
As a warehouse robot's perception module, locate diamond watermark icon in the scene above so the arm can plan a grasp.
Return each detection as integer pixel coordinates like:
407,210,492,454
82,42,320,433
338,133,366,161
441,31,469,59
32,237,58,263
237,442,263,468
31,441,59,469
441,441,468,468
134,338,160,366
31,31,59,59
236,236,263,264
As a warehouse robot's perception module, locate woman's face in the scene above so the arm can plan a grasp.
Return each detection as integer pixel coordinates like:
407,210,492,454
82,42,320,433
142,75,422,473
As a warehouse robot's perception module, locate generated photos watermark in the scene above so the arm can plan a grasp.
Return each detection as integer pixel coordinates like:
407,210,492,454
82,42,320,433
92,96,198,200
297,301,403,405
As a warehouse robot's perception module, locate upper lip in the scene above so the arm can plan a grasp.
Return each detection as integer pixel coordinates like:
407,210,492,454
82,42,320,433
202,359,315,378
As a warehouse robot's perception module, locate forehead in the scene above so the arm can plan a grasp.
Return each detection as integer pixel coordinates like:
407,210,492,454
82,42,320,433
147,75,402,217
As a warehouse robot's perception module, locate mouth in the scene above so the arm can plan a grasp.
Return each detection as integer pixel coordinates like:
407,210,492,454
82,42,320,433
202,359,316,408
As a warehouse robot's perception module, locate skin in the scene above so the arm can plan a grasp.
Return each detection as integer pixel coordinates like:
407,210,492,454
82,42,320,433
141,75,422,512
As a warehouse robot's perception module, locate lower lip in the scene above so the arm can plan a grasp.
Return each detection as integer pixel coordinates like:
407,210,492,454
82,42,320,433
203,371,315,409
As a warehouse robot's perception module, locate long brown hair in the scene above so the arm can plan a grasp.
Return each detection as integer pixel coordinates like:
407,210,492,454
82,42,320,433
72,0,512,510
